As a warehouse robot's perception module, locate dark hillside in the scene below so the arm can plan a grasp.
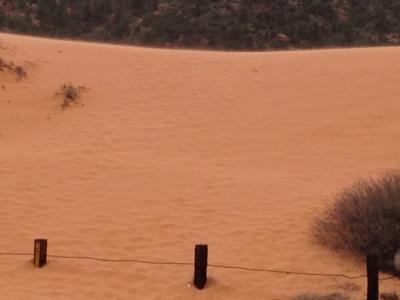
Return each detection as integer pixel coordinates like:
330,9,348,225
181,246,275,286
1,0,400,50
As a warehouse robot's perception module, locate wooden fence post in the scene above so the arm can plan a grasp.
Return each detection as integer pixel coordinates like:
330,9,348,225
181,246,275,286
194,244,208,289
367,254,379,300
33,239,47,268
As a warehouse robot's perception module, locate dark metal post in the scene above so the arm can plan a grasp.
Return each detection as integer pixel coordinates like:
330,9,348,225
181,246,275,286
33,239,47,268
194,244,208,289
367,254,379,300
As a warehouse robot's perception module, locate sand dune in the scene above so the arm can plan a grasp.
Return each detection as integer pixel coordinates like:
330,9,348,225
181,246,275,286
1,32,400,299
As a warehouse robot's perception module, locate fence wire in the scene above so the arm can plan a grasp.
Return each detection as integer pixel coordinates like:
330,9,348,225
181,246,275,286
0,251,397,281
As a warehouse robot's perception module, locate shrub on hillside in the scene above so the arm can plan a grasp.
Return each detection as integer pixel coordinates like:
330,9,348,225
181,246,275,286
313,171,400,272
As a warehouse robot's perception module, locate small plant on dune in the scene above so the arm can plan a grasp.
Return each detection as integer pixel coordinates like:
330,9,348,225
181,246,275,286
312,170,400,273
0,57,27,80
56,83,87,110
14,65,27,80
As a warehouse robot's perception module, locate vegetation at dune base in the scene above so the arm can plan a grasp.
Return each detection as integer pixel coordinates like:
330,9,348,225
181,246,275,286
0,0,400,50
313,171,400,273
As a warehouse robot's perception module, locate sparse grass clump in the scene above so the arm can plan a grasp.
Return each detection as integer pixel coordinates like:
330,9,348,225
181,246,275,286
0,57,27,80
56,83,87,110
313,171,400,272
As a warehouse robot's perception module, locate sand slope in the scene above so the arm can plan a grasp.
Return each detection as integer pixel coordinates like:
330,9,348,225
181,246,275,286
1,33,400,299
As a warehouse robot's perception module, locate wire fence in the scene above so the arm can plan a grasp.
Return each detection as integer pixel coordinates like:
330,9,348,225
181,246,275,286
0,251,397,282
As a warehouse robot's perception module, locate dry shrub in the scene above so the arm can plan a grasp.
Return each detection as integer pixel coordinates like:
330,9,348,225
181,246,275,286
313,171,400,272
56,83,87,110
294,293,349,300
0,57,27,80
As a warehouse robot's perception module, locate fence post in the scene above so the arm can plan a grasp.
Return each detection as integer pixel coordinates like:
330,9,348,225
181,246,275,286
194,244,208,289
33,239,47,268
367,254,379,300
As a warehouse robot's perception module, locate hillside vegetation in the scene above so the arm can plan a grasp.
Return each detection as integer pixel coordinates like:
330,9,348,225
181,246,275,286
1,0,400,50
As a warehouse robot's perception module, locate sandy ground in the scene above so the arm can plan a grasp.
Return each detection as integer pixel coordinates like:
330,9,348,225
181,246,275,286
0,32,400,299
